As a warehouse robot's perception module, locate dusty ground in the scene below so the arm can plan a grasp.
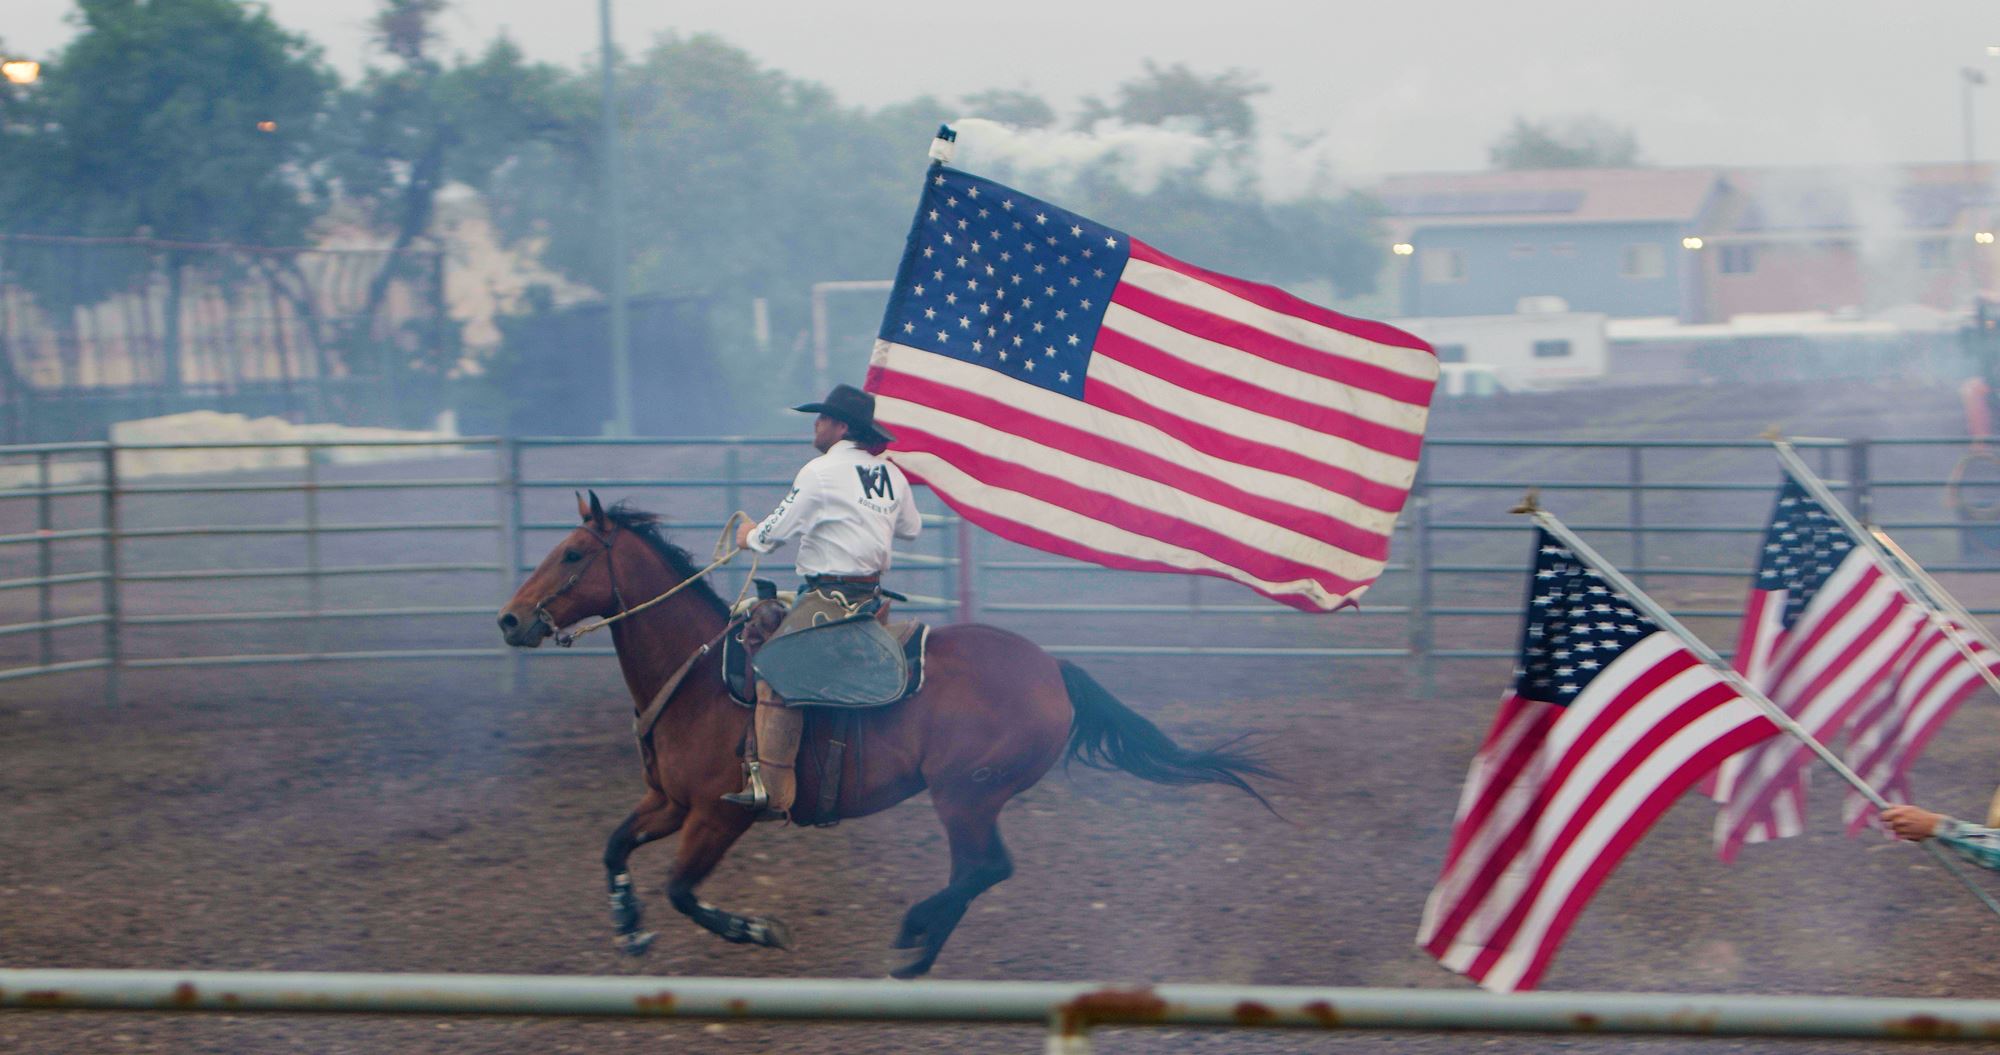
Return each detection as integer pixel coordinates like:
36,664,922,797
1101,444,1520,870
6,380,2000,1053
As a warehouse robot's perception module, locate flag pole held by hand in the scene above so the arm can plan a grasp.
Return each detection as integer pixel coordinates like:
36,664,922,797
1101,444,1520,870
1515,501,2000,921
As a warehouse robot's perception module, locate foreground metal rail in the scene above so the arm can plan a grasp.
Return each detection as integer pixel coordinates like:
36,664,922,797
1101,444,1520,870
5,970,2000,1049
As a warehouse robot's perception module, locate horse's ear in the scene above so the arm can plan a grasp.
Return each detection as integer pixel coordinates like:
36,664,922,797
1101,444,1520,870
575,490,590,523
587,490,606,527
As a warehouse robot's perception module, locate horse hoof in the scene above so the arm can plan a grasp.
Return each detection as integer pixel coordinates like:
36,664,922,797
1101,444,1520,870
745,916,792,950
887,947,934,979
617,931,656,957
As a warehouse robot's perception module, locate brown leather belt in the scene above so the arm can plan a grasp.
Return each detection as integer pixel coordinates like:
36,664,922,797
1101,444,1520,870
806,574,880,587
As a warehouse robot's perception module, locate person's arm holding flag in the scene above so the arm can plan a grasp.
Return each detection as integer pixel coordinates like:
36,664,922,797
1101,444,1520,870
1882,803,2000,871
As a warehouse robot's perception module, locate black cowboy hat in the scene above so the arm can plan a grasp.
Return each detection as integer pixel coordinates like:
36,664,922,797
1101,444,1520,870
792,383,895,444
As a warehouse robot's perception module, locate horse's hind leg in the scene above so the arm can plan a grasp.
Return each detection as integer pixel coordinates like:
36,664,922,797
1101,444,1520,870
665,808,792,950
604,793,686,956
890,788,1015,979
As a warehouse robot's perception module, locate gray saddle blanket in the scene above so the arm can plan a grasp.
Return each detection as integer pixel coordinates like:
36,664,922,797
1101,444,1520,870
727,612,929,709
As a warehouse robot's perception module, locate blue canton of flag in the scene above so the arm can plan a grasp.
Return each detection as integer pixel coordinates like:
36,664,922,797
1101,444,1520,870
1517,530,1657,704
876,168,1129,400
1754,476,1856,629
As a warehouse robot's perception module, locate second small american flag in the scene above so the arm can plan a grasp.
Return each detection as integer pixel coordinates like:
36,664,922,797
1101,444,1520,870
864,163,1438,611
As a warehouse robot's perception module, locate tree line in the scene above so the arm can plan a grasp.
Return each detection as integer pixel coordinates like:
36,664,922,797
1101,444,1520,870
0,0,1640,410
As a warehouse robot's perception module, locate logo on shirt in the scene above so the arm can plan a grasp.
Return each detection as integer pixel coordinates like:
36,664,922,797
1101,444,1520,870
856,465,895,502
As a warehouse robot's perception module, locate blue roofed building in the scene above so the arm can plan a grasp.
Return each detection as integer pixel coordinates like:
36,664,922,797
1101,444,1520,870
1381,168,1730,321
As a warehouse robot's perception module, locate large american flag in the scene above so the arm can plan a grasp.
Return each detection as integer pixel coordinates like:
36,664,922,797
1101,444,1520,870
1418,528,1775,992
1708,473,1924,861
863,164,1436,611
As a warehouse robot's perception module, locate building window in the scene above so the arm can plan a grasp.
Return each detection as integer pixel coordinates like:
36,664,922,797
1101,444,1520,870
1919,239,1950,270
1434,343,1467,363
1620,244,1665,279
1532,339,1572,359
1720,245,1756,274
1420,247,1466,284
1509,243,1536,258
1550,242,1577,257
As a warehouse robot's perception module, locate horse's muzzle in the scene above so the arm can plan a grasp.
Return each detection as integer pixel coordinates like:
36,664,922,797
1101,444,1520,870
497,610,550,648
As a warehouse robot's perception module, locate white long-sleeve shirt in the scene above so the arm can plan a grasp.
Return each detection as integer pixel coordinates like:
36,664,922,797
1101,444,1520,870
745,440,921,579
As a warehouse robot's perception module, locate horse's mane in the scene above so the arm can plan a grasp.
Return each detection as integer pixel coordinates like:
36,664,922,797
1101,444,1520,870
605,502,729,619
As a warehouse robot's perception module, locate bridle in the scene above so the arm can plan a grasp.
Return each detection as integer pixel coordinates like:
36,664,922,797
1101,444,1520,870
532,513,757,647
531,522,632,644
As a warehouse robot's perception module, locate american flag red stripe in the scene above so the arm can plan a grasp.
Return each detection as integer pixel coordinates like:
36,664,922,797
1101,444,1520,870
1420,532,1778,991
1711,554,1921,860
1708,473,1941,860
1841,621,2000,835
866,166,1434,611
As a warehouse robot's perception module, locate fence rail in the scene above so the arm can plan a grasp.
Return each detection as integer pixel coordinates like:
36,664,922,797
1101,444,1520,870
6,969,2000,1049
0,433,1996,695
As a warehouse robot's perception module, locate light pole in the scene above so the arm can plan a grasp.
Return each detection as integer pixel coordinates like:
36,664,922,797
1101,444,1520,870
1965,67,1989,310
599,0,632,436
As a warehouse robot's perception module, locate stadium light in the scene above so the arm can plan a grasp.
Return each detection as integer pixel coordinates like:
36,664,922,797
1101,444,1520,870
1978,231,1996,245
1681,236,1704,250
1,60,39,85
1391,242,1415,256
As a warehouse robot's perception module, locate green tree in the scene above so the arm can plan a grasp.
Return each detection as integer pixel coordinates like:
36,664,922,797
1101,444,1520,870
1489,116,1642,169
5,0,334,388
321,1,589,374
482,34,934,407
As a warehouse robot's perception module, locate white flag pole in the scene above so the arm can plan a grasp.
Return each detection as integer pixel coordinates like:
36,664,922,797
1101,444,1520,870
1521,497,2000,920
1769,439,2000,707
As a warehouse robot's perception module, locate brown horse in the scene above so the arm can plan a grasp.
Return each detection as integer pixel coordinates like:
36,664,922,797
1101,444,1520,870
497,492,1271,978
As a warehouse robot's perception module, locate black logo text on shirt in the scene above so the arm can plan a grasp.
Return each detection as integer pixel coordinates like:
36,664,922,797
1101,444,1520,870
856,465,895,501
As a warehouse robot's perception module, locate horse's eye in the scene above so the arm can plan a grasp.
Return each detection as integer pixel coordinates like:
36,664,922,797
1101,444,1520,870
563,549,582,563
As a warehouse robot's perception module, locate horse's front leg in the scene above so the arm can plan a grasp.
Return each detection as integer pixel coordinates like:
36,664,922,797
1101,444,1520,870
604,793,687,956
665,807,792,950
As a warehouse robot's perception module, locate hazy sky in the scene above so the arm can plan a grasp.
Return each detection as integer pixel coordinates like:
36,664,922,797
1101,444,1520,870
9,0,1999,179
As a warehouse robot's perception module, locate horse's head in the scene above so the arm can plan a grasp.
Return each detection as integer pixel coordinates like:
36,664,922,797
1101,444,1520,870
497,490,631,648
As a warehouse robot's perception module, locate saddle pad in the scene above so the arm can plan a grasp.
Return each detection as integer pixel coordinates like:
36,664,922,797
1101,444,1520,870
725,619,928,709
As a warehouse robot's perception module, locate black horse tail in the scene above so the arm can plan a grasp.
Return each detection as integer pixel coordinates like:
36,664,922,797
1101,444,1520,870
1058,660,1277,811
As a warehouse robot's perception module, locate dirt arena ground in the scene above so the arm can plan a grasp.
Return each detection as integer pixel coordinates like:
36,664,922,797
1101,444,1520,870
8,380,2000,1053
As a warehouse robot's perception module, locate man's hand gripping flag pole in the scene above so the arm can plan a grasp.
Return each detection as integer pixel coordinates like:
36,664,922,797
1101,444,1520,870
1517,492,2000,921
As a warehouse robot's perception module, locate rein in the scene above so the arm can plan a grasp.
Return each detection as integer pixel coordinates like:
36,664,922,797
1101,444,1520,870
549,512,760,647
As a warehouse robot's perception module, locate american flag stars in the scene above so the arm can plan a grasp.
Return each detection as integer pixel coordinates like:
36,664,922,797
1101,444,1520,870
1755,477,1855,628
880,167,1129,399
1517,541,1658,704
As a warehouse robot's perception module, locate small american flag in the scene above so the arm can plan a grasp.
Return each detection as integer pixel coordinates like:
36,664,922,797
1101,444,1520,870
1708,473,1925,861
864,164,1436,611
1840,615,2000,835
1418,528,1775,992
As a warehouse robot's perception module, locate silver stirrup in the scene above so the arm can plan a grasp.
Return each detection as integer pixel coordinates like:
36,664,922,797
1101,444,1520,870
721,760,769,809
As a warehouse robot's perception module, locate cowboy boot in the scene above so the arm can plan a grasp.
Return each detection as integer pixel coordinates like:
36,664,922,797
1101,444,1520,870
722,684,804,820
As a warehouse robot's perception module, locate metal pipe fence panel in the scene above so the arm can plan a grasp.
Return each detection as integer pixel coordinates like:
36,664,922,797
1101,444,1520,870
2,434,2000,695
7,969,2000,1046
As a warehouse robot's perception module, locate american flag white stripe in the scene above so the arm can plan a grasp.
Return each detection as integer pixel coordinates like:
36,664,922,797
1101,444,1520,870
1083,348,1419,487
1841,623,2000,834
1712,561,1921,859
1420,632,1774,991
869,347,1398,535
1117,256,1437,382
1099,300,1432,435
871,388,1387,577
1709,474,1939,860
884,446,1358,604
867,166,1432,611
